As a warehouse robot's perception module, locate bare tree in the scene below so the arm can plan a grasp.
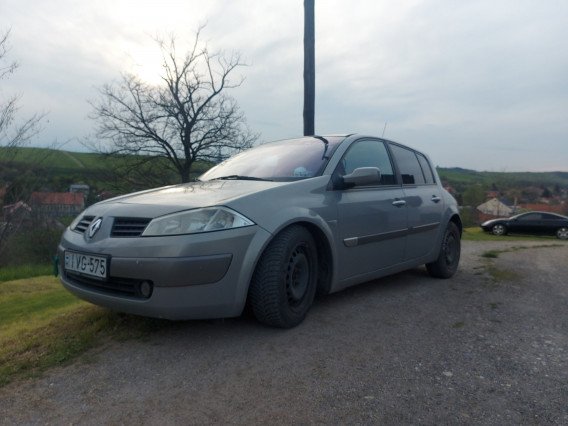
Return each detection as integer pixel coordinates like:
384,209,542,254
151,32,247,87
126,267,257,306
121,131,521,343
0,29,47,262
90,29,258,184
0,29,44,160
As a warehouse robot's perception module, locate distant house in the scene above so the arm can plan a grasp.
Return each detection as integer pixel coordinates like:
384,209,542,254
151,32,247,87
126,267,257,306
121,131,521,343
30,192,84,218
486,190,500,199
69,184,90,196
443,184,457,197
520,203,567,215
477,198,514,222
97,190,119,201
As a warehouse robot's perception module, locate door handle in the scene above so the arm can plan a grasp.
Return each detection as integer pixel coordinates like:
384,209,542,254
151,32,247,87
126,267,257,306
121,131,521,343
392,199,406,207
431,195,441,203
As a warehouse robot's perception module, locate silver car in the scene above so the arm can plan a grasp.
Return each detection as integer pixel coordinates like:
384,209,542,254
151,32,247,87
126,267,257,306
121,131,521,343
58,134,461,328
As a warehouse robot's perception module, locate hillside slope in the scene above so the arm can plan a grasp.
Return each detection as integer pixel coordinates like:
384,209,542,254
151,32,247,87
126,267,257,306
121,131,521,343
1,146,567,198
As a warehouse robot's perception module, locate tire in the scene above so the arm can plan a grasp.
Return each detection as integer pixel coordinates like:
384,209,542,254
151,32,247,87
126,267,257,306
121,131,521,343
492,224,507,236
249,225,318,328
557,227,568,240
426,222,461,279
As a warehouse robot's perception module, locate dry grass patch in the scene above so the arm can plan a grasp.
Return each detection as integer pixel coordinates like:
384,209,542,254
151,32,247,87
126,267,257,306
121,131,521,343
0,276,169,387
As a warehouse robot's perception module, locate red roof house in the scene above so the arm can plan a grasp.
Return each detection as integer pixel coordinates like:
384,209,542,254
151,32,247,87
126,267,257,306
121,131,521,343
519,203,567,215
30,192,85,218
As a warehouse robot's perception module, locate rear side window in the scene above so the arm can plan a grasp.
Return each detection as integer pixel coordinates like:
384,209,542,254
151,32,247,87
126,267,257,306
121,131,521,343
416,153,436,184
542,213,560,220
389,144,426,185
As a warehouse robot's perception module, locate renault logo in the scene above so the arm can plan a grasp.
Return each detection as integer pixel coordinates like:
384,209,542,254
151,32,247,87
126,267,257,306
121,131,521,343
88,218,103,239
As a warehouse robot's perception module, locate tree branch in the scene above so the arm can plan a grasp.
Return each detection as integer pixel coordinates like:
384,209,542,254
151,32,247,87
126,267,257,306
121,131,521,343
90,28,257,184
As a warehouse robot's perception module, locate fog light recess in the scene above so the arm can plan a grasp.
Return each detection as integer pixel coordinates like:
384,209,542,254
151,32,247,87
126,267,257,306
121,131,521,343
139,281,153,298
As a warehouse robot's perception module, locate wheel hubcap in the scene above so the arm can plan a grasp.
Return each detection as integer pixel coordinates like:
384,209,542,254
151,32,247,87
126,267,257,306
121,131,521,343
558,228,568,239
444,233,457,265
286,245,310,305
493,225,504,235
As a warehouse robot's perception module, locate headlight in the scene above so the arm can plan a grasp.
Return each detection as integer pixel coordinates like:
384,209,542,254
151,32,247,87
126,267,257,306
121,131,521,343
141,207,254,236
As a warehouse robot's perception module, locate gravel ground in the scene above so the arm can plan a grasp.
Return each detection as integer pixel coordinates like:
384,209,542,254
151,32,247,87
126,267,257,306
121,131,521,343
1,240,567,425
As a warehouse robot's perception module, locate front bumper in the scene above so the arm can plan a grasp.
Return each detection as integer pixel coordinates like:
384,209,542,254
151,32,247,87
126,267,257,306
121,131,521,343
58,225,271,319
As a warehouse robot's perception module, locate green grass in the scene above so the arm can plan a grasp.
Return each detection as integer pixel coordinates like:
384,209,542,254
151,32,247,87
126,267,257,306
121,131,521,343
1,146,216,196
462,227,560,242
0,146,213,173
0,264,53,282
0,146,106,170
485,264,521,283
481,250,500,258
479,243,563,261
0,277,79,327
0,275,170,387
478,244,562,285
438,168,568,190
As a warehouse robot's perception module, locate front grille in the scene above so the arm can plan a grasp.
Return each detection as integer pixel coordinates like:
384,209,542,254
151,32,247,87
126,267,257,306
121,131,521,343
65,272,152,299
73,215,95,233
111,217,151,237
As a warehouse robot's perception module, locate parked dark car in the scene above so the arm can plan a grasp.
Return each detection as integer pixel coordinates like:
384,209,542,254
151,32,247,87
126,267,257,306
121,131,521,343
58,134,462,328
481,211,568,239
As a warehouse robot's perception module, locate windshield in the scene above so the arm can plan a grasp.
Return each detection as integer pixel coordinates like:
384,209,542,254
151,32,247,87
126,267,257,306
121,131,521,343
199,136,344,182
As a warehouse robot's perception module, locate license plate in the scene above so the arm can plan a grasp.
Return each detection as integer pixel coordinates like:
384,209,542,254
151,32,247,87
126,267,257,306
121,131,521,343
64,251,108,279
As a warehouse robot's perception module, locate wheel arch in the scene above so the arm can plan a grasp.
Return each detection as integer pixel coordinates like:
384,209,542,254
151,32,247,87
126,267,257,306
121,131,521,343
428,210,463,263
245,218,336,304
295,221,335,297
449,213,463,236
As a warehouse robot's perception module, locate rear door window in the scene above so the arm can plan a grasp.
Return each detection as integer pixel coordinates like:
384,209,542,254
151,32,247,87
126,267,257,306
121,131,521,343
389,144,426,185
542,213,561,221
416,153,436,184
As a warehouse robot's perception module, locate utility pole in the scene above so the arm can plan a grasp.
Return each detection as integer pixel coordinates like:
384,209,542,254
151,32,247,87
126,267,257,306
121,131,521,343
303,0,315,136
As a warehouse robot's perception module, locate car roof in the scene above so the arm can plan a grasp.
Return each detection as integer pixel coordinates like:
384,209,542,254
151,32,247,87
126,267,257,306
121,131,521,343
272,134,429,160
517,211,568,218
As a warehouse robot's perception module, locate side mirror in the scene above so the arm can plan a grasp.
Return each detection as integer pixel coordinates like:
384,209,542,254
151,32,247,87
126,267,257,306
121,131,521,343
342,167,381,188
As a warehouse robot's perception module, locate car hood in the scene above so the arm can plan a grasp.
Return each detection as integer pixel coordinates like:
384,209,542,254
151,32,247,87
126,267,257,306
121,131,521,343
481,218,508,226
85,180,288,218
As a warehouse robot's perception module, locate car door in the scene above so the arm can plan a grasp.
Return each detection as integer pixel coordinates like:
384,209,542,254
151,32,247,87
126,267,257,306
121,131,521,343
388,144,444,260
510,213,542,234
332,139,407,280
542,213,565,236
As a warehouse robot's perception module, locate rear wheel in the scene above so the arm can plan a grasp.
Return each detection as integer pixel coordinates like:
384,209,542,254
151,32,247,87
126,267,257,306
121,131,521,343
557,227,568,240
427,222,461,279
249,225,318,328
492,224,507,236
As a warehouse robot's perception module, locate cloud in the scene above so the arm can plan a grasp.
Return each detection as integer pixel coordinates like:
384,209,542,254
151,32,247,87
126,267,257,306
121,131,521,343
1,0,567,170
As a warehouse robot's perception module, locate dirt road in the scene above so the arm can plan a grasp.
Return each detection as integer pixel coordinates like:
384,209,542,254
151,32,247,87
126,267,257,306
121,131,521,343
1,241,567,424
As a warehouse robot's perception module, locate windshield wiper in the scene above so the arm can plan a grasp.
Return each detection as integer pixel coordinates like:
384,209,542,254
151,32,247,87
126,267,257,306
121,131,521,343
213,175,273,181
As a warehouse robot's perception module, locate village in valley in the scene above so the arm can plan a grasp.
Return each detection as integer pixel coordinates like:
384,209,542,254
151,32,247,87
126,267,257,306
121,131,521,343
1,146,567,271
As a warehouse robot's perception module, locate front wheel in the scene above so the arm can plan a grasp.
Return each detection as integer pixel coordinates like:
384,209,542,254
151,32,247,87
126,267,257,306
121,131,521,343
426,222,461,279
557,227,568,240
249,225,318,328
492,224,507,236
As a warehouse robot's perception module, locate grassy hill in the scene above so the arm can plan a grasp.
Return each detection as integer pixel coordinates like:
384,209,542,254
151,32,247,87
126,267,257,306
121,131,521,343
438,167,568,189
0,147,212,198
2,146,567,198
2,147,107,170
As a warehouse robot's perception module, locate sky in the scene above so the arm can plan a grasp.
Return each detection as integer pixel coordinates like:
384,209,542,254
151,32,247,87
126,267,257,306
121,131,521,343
1,0,567,172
